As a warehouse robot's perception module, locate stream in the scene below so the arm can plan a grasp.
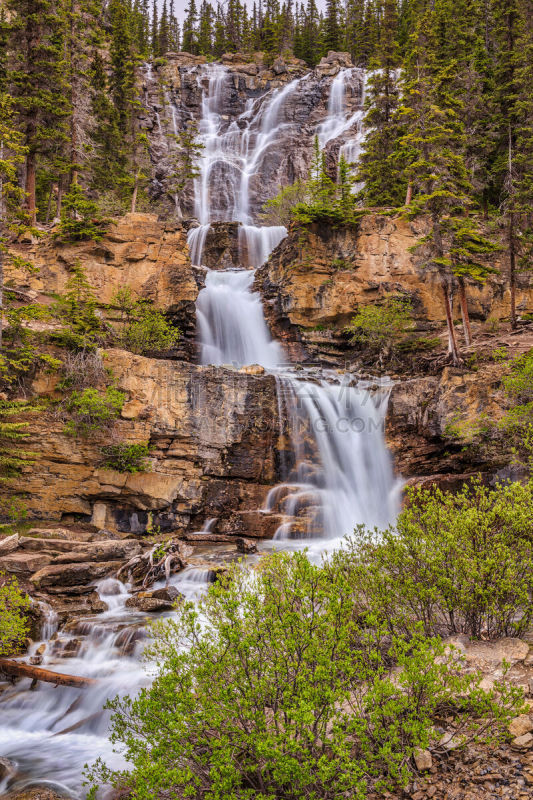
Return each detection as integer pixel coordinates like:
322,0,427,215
0,63,399,798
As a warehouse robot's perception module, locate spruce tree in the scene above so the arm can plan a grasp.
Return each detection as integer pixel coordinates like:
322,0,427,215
183,0,199,53
323,0,341,53
7,0,70,223
356,0,405,207
399,13,494,363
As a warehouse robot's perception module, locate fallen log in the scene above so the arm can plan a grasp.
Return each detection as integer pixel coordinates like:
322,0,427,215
0,657,97,688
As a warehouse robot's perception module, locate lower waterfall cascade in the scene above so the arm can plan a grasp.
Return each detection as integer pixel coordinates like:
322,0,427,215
0,60,400,798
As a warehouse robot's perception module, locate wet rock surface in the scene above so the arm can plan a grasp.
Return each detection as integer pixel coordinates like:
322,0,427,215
143,51,364,220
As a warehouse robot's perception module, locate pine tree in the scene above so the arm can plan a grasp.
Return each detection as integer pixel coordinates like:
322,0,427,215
0,400,33,479
491,0,530,328
7,0,70,223
399,13,492,364
168,120,204,216
183,0,199,53
356,0,405,207
323,0,341,53
0,94,27,351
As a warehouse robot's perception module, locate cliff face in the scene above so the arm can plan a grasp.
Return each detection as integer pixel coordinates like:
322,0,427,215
256,215,533,365
11,213,200,357
142,51,365,219
7,211,532,535
17,350,281,536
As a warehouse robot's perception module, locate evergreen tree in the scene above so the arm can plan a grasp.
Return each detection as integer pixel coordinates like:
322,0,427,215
399,13,494,363
0,94,27,350
356,0,405,206
6,0,70,223
183,0,199,53
323,0,341,53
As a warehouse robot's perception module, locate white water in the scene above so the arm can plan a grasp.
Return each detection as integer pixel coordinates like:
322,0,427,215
317,67,366,154
0,61,386,798
187,65,296,266
196,268,284,367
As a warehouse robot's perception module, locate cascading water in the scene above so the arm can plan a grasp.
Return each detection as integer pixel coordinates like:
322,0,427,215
187,66,306,266
196,269,284,367
0,60,396,798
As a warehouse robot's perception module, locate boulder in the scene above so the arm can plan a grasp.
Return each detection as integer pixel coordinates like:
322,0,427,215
509,715,533,738
30,561,123,589
413,748,432,771
511,732,533,750
125,592,177,612
0,552,52,576
0,533,19,555
235,537,258,554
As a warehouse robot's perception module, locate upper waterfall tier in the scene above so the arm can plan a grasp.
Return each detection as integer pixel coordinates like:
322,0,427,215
143,55,366,258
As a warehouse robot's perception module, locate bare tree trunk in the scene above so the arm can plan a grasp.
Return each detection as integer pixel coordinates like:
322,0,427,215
26,151,36,225
509,213,517,330
443,282,461,366
45,185,54,225
56,177,64,221
458,277,472,347
131,174,139,213
405,182,413,205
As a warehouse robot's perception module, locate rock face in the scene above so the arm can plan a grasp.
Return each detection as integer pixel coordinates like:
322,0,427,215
142,52,365,220
257,216,533,364
12,350,281,537
9,213,200,356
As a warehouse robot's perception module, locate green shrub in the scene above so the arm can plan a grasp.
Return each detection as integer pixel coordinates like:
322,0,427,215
50,264,104,350
64,386,124,437
0,573,30,656
111,290,180,355
54,182,108,242
345,295,413,361
101,441,152,473
86,551,522,800
337,478,533,640
0,399,36,479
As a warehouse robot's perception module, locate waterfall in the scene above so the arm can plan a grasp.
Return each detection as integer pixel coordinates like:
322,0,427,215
196,269,284,368
187,66,300,266
0,59,388,797
317,67,366,152
267,376,398,556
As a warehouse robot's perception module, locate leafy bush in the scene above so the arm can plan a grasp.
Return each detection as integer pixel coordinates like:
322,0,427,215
87,551,522,800
261,180,309,226
0,399,35,479
111,289,180,355
502,348,533,405
54,182,108,242
0,573,29,656
63,386,124,437
101,441,152,473
336,479,533,639
50,264,104,350
345,295,414,361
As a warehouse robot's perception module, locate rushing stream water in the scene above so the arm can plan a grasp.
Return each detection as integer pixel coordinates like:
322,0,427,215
0,62,398,798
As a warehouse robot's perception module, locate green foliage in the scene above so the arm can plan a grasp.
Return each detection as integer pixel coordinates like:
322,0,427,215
63,386,124,437
87,550,522,800
101,441,152,473
50,264,104,350
167,119,204,214
111,288,180,355
0,573,29,656
0,399,35,479
54,182,107,243
337,479,533,640
261,180,309,227
345,295,413,361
